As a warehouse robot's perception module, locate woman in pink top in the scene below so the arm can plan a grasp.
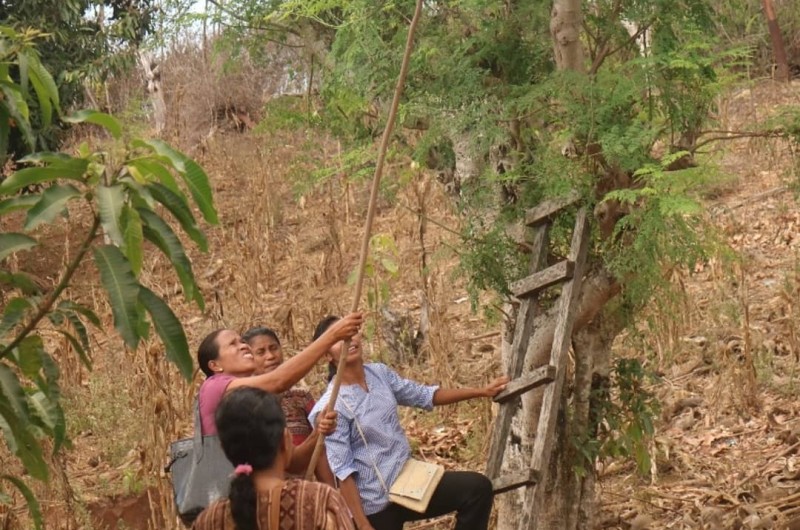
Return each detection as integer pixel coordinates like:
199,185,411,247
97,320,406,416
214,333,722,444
195,312,363,476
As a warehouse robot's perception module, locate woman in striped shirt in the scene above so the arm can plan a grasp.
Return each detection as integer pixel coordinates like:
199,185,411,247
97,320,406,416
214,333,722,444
309,316,508,530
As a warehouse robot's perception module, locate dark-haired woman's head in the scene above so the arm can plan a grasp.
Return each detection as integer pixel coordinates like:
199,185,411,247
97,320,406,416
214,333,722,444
242,327,283,376
197,329,256,378
216,387,291,530
313,316,363,382
216,387,288,470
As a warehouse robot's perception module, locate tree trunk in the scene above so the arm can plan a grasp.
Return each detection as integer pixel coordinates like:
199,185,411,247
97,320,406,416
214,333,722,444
138,51,167,135
761,0,790,82
495,269,619,530
531,304,622,529
550,0,584,72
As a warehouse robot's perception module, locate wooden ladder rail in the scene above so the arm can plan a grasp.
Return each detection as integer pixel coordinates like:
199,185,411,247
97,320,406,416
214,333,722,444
485,192,591,530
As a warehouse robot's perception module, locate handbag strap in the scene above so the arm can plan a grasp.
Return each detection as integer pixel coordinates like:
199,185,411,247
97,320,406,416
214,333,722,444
192,399,204,462
268,484,283,529
340,399,389,494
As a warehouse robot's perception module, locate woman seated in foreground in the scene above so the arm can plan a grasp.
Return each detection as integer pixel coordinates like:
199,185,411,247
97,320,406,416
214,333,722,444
192,387,355,530
243,326,337,486
308,316,509,530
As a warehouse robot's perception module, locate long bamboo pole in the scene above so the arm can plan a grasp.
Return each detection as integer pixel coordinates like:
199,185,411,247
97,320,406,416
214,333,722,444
305,0,426,480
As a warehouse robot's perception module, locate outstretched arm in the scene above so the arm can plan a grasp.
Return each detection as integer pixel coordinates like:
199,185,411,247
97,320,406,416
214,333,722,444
229,312,363,394
432,376,509,406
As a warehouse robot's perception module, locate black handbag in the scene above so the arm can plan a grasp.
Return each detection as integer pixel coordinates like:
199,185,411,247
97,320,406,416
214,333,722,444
165,401,234,526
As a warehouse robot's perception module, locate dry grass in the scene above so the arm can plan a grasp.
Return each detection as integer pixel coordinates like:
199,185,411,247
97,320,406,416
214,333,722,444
5,42,800,530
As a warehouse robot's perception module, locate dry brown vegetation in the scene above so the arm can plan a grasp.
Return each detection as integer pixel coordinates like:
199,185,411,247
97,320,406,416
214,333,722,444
2,49,800,530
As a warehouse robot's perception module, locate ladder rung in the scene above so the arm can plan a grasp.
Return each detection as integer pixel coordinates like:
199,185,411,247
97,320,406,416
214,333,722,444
510,260,574,299
492,469,539,494
494,365,556,403
525,191,581,226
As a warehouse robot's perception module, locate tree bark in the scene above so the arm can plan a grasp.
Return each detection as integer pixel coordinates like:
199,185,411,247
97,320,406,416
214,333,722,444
495,268,619,530
761,0,790,82
531,304,622,529
138,51,167,135
550,0,584,72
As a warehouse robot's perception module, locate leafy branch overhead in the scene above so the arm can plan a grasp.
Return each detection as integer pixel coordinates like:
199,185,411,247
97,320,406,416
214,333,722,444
0,26,217,527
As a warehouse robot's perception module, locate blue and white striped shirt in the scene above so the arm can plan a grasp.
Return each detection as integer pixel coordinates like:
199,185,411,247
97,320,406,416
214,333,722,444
308,363,439,516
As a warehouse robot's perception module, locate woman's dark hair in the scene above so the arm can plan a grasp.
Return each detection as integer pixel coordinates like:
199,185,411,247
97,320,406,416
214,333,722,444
313,316,340,382
242,326,280,345
216,387,286,530
197,329,224,378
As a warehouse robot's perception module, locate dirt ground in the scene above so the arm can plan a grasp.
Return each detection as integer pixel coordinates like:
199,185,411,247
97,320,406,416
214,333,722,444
2,78,800,530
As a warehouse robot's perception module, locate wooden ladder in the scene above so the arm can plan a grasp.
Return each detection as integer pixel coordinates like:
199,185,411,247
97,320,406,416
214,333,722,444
486,191,590,529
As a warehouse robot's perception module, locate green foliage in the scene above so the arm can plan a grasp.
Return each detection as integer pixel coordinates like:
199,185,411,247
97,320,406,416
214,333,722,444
348,233,399,341
602,152,715,307
1,2,156,155
0,27,217,528
574,358,661,477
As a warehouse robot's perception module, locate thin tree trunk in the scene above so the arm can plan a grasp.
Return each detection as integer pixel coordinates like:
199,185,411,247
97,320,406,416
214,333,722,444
761,0,790,82
138,51,167,135
550,0,584,72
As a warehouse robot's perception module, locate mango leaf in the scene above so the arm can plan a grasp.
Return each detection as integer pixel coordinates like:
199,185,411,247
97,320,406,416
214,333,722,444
0,400,47,480
36,351,63,449
147,182,208,251
0,195,40,216
17,49,28,96
183,158,218,224
24,184,80,230
27,391,62,441
56,300,100,327
27,53,58,129
0,233,37,261
135,140,217,224
0,270,41,295
0,475,43,530
0,297,33,336
0,104,9,160
64,311,90,353
127,157,181,195
63,110,122,139
19,152,72,164
0,363,31,421
0,159,88,195
92,245,141,349
133,138,185,172
0,83,33,149
14,335,43,379
55,329,92,370
138,286,193,380
96,184,126,247
139,208,204,310
120,205,143,275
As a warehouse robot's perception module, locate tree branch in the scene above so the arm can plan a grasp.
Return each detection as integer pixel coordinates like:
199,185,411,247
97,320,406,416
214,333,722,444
589,20,653,75
693,130,785,150
205,0,301,37
0,215,101,361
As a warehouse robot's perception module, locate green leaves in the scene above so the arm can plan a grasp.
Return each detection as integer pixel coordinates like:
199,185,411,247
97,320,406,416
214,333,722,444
24,184,80,230
0,29,217,523
1,475,43,530
0,158,89,195
0,233,37,261
92,245,141,349
134,139,218,224
64,110,122,140
138,287,193,380
96,184,127,246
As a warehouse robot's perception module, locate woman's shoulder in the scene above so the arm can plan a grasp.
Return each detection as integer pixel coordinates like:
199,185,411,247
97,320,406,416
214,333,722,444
191,498,232,529
282,388,315,401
